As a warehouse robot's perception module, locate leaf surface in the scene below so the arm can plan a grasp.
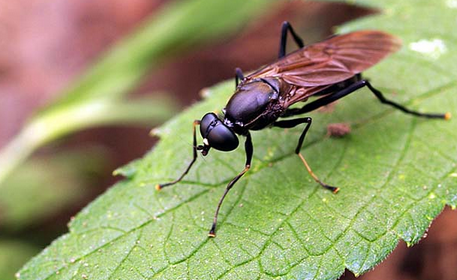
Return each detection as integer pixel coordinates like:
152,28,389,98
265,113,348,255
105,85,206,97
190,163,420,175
18,0,457,279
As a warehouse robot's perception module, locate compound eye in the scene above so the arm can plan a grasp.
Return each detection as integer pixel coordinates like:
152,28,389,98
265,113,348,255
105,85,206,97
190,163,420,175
200,112,239,152
207,123,239,151
200,113,218,137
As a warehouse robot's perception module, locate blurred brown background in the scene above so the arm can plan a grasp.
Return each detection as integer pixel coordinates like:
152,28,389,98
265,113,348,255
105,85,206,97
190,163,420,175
0,0,456,279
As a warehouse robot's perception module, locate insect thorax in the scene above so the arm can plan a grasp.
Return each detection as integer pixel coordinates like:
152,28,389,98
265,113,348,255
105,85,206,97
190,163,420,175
224,79,284,131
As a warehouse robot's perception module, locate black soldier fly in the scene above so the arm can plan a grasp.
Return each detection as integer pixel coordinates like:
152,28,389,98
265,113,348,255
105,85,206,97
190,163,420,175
156,21,450,237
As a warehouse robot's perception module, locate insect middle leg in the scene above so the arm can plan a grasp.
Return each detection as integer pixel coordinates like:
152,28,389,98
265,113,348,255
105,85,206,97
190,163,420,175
209,132,253,237
282,79,449,119
278,21,305,58
273,118,339,193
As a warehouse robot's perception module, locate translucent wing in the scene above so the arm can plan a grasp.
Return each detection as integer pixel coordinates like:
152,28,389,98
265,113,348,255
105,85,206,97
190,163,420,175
248,30,401,104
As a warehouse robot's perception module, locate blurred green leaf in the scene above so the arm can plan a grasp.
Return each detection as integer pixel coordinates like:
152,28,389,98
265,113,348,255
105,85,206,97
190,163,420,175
0,96,175,187
0,240,40,280
0,148,107,231
17,0,457,279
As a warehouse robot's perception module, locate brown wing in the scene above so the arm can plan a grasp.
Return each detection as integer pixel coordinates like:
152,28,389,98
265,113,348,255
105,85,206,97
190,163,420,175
248,30,401,104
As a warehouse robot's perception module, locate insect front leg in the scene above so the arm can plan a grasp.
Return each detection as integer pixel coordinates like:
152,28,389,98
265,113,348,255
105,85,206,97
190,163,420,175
209,132,253,237
278,21,305,58
274,117,339,193
156,120,201,190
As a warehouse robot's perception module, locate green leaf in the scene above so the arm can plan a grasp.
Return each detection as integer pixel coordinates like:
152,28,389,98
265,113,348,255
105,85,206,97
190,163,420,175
18,0,457,279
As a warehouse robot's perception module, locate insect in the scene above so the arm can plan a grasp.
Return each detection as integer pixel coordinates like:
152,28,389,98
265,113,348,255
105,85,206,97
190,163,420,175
156,21,450,237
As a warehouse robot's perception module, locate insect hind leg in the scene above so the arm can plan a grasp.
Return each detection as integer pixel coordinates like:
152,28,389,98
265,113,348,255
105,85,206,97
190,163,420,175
282,79,449,119
282,79,366,117
364,80,449,119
